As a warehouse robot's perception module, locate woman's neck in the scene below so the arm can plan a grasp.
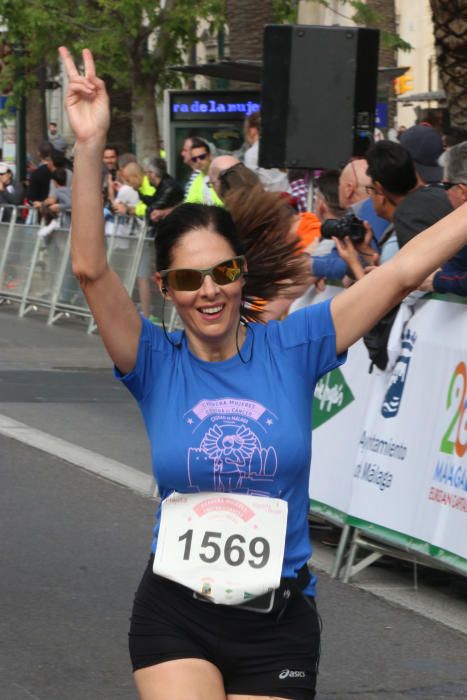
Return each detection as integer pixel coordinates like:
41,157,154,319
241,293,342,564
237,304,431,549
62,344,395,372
186,322,246,362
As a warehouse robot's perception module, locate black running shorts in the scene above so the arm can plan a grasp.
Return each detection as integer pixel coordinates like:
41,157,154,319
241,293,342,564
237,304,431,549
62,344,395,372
129,556,321,700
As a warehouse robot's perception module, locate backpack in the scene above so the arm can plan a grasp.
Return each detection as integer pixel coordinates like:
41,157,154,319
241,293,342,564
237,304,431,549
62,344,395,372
363,304,400,372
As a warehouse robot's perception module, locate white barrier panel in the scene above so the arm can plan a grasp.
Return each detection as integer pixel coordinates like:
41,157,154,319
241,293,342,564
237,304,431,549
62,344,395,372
307,288,467,569
293,286,373,520
0,215,39,301
0,209,150,332
311,337,372,519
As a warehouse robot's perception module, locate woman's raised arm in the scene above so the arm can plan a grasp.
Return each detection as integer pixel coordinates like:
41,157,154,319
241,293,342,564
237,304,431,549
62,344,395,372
59,47,141,374
331,202,467,354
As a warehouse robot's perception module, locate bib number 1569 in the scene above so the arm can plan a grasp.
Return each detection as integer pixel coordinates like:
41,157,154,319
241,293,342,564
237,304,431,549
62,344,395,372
179,529,270,569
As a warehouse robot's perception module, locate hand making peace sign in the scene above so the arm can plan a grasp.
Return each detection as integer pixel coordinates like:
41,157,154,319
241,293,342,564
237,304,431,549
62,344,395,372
59,46,110,144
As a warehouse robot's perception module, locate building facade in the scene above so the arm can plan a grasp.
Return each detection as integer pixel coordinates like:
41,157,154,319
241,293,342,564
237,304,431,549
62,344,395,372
297,0,440,129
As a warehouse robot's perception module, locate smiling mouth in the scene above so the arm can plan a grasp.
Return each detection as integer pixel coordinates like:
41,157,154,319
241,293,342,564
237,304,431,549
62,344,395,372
199,304,224,315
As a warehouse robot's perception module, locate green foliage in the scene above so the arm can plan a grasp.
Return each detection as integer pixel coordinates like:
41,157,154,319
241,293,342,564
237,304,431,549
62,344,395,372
0,0,226,103
272,0,299,24
0,0,412,111
0,0,75,106
380,30,411,53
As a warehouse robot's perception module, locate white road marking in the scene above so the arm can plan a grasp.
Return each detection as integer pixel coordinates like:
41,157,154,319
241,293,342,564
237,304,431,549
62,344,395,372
0,413,156,498
1,414,465,636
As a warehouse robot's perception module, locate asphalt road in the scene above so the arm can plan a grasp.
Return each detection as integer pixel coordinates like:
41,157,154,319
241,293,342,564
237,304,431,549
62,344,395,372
0,308,151,472
1,307,467,699
2,436,467,700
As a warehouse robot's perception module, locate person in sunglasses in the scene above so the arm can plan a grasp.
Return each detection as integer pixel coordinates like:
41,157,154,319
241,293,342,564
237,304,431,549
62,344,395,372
182,136,201,196
185,138,223,206
442,140,467,211
60,46,467,700
418,140,467,297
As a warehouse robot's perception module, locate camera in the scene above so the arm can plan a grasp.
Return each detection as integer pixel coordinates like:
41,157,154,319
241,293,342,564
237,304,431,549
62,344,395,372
321,213,366,243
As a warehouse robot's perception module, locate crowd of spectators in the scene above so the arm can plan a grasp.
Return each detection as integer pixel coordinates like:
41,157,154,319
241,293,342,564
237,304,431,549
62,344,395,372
4,109,466,325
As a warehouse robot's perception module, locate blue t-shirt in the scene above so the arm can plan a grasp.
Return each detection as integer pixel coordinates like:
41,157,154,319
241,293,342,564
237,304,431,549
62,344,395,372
117,299,346,595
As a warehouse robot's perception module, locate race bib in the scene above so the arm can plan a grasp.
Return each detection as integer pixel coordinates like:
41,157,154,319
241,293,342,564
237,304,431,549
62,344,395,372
153,492,288,606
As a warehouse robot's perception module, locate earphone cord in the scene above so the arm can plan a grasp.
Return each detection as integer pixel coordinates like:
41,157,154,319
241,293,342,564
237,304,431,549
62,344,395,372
236,317,254,364
161,296,183,349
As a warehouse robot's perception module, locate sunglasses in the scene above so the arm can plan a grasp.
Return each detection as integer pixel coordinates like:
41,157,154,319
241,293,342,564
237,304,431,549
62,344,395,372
191,153,208,164
442,181,464,190
161,256,245,292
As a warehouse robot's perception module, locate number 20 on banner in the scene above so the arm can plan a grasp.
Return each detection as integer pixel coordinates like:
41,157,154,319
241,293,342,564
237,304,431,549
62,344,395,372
440,362,467,458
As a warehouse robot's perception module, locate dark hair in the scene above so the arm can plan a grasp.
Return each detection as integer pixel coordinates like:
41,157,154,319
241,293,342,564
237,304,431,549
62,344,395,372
366,140,417,195
190,137,210,153
48,121,57,127
155,204,242,274
225,185,310,317
419,109,442,129
39,142,53,159
51,148,66,168
245,111,261,133
155,187,310,322
53,167,67,187
316,170,345,217
104,145,119,156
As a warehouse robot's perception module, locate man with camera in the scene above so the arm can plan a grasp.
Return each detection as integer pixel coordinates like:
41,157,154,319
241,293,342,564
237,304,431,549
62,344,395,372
309,170,376,284
334,141,453,282
338,157,389,241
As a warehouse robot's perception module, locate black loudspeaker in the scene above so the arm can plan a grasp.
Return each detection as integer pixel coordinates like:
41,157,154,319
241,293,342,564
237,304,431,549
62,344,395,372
259,25,380,170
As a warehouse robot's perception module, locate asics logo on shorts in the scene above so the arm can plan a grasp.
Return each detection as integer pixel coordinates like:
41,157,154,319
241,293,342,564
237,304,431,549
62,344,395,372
279,669,306,679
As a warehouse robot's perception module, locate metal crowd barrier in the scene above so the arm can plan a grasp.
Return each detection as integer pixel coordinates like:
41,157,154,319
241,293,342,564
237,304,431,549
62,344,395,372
0,205,181,333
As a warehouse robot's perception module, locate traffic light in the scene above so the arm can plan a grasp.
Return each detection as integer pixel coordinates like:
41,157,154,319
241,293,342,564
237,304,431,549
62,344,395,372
393,71,414,96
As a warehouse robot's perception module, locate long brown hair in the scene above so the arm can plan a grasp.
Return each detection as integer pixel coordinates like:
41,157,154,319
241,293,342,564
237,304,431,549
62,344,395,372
224,184,312,320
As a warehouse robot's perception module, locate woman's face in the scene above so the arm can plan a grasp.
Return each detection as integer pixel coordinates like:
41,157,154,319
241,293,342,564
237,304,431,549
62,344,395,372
157,228,245,357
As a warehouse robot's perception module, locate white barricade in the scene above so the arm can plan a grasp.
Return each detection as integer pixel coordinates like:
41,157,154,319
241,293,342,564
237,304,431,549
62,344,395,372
0,208,151,333
0,214,18,295
85,215,148,333
0,207,41,305
305,286,467,577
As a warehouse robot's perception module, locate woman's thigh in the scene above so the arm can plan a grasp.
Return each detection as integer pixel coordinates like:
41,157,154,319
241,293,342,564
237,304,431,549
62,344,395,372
134,658,226,700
